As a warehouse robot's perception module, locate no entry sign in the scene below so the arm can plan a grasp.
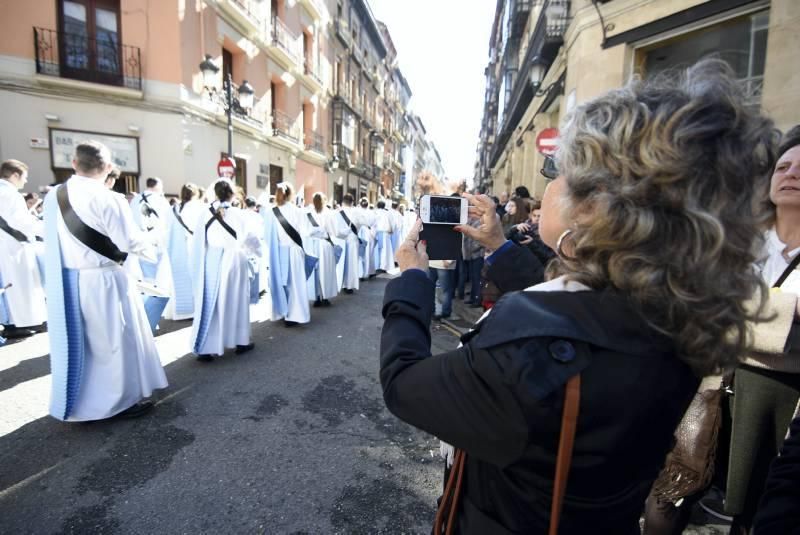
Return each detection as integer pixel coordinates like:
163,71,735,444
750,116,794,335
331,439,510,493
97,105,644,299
217,157,236,178
535,128,559,156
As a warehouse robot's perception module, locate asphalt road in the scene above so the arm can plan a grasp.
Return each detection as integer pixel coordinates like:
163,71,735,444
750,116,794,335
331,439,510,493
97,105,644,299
0,274,460,534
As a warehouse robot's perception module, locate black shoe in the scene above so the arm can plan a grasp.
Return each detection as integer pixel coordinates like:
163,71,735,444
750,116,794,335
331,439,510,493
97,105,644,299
2,325,36,339
321,299,332,307
283,320,298,328
115,400,154,419
376,269,386,274
469,303,483,309
235,343,255,355
196,354,214,362
31,322,48,333
369,274,377,279
343,289,354,294
313,299,323,308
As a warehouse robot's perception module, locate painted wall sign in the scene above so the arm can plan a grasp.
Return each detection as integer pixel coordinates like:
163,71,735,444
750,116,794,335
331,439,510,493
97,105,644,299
50,128,140,173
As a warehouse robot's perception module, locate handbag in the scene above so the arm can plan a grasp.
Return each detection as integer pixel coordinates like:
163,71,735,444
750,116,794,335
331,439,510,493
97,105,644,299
650,382,724,503
433,374,581,535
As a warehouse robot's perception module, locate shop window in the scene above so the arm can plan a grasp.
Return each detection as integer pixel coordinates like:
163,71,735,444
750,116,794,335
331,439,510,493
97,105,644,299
641,10,769,104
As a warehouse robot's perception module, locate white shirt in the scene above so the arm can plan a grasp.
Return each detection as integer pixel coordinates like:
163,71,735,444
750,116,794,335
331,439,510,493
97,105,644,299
761,228,800,291
0,179,42,243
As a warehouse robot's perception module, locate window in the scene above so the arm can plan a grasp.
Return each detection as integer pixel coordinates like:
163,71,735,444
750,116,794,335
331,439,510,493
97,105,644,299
222,48,233,83
642,10,769,104
58,0,122,85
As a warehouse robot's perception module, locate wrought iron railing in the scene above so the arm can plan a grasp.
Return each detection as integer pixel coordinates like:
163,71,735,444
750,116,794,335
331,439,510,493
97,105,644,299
304,131,325,154
272,109,299,142
34,27,142,90
230,0,265,25
304,59,323,85
270,17,301,64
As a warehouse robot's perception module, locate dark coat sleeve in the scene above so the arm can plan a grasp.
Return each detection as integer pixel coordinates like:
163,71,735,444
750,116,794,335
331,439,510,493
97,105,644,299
754,415,800,534
486,243,545,294
380,270,529,467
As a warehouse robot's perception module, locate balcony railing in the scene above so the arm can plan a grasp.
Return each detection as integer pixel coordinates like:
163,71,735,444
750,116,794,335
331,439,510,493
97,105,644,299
335,18,351,48
34,27,142,90
231,0,265,25
304,59,323,85
272,109,299,142
304,131,325,154
270,17,301,64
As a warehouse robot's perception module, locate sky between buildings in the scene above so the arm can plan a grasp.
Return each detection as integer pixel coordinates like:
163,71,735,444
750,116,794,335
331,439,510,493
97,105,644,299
368,0,497,185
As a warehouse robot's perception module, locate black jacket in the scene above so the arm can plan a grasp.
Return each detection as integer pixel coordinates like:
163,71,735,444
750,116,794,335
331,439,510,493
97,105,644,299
754,415,800,534
380,270,698,534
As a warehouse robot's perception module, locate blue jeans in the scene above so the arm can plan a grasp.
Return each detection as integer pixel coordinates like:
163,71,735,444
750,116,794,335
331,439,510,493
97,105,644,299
428,268,455,317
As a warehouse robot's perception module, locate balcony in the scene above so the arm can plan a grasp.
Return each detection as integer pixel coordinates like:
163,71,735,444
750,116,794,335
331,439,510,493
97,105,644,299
335,18,351,48
297,0,323,21
300,58,324,93
304,131,325,155
272,109,301,149
509,0,533,38
34,27,142,92
219,0,266,36
267,17,302,70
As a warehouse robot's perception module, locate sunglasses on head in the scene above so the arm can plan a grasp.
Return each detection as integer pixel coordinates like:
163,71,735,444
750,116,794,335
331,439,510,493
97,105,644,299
540,155,558,181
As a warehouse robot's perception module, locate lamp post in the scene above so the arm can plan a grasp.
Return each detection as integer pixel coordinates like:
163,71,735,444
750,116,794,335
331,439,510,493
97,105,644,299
199,54,255,159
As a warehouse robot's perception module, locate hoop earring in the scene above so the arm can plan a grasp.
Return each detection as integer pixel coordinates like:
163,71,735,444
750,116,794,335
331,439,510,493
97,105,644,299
556,229,575,260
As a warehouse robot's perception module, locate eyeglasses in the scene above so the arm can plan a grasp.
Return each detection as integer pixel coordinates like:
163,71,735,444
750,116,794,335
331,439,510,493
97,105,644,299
540,155,558,181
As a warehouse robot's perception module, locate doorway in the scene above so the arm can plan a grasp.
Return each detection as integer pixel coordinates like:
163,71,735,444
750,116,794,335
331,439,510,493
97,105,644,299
269,164,283,196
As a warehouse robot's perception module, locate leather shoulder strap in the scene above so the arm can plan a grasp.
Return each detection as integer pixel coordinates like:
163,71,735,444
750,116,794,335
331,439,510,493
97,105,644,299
550,374,581,535
56,185,128,265
307,213,319,227
273,206,304,250
774,252,800,288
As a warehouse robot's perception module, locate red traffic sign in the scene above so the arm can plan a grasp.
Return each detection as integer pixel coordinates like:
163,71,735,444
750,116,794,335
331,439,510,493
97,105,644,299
217,157,236,177
535,128,559,156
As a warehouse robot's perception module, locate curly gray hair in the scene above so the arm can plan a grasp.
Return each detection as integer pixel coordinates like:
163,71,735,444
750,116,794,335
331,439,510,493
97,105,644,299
554,59,780,376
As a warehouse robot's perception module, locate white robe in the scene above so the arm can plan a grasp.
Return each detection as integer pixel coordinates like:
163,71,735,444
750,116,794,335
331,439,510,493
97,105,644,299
357,207,377,278
190,204,261,355
164,199,205,320
334,206,364,291
373,209,395,272
0,180,46,327
305,207,339,300
242,208,269,296
130,190,173,296
267,203,311,323
54,175,167,421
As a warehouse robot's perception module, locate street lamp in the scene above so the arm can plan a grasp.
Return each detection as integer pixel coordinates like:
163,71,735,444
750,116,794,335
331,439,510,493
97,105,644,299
198,54,255,159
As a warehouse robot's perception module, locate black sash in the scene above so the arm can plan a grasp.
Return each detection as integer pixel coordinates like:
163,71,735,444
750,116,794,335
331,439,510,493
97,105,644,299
140,193,159,218
205,206,237,239
173,206,194,235
340,210,365,244
0,214,29,242
307,212,335,247
273,206,304,250
56,185,129,265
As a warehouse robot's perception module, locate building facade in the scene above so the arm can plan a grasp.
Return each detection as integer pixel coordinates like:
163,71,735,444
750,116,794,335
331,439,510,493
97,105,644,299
0,0,445,204
475,0,800,199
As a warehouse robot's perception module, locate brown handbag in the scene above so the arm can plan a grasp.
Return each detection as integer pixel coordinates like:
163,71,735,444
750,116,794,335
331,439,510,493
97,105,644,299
433,374,582,535
650,384,724,503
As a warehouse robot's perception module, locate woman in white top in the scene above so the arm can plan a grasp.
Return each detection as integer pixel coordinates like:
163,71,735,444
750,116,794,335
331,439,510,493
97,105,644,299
306,192,339,307
190,180,261,360
726,126,800,531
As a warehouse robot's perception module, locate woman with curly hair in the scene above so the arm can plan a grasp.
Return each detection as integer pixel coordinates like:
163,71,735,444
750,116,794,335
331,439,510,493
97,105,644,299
380,59,777,534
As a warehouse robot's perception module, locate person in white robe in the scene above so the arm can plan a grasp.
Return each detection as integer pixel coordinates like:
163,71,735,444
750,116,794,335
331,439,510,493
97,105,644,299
0,159,47,338
164,183,203,320
389,202,403,256
305,193,340,307
373,200,395,273
130,177,173,297
356,198,377,279
264,182,315,326
402,206,418,242
190,180,260,360
44,141,167,421
334,194,366,294
242,196,268,303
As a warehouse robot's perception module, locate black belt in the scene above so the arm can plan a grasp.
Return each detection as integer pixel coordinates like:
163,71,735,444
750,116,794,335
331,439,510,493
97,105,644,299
56,185,128,265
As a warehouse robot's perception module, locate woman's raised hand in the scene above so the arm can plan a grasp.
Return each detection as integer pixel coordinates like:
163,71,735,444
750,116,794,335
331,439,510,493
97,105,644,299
455,193,508,253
